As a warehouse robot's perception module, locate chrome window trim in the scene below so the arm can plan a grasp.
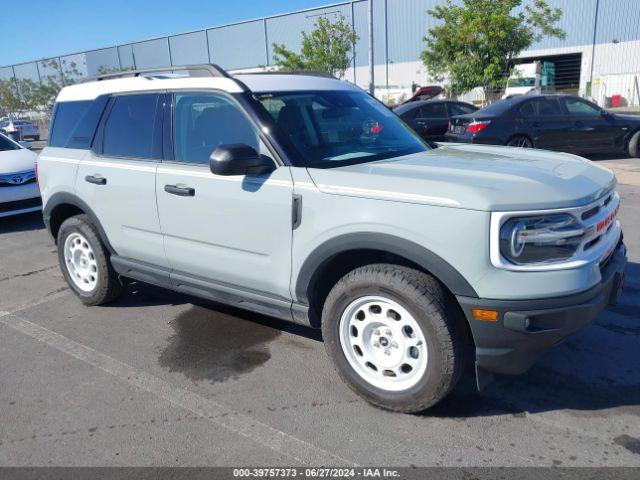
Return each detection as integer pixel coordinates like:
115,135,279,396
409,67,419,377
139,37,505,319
490,189,622,272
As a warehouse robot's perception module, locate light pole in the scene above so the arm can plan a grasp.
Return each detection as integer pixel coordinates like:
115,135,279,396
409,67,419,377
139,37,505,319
368,0,375,95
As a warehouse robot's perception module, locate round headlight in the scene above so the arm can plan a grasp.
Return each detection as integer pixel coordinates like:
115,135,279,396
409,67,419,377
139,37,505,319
507,220,526,258
499,214,584,265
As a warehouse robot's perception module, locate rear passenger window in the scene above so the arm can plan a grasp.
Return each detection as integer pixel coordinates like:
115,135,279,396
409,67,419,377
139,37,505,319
102,94,161,159
173,92,259,165
519,98,563,117
49,101,92,147
419,103,447,118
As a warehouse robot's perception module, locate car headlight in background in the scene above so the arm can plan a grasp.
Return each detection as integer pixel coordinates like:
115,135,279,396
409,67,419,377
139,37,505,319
499,214,585,265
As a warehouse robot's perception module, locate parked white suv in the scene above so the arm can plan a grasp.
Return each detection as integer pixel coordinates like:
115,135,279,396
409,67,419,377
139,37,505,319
38,65,627,412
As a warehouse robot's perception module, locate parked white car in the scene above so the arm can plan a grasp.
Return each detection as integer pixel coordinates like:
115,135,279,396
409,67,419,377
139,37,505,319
0,119,40,141
0,132,41,218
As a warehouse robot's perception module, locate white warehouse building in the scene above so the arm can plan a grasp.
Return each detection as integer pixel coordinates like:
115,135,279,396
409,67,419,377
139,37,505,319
1,0,639,107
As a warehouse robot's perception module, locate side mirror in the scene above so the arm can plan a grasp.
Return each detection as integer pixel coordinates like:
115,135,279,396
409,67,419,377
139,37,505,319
209,144,275,176
18,140,33,150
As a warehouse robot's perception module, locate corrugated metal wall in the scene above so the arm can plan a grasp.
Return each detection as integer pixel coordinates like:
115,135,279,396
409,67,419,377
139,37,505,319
1,0,638,87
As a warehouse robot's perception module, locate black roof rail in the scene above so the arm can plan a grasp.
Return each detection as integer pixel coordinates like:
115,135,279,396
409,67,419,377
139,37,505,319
89,64,231,82
233,70,336,79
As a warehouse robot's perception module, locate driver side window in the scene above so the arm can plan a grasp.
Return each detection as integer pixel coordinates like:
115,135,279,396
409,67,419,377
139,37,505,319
564,98,601,117
173,92,259,165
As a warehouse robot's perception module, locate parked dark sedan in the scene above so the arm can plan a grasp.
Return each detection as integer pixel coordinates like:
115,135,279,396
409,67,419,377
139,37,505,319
394,100,478,141
446,94,640,157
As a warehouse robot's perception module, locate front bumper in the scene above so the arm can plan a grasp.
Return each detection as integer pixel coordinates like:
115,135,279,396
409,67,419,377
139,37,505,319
0,183,42,218
457,241,627,380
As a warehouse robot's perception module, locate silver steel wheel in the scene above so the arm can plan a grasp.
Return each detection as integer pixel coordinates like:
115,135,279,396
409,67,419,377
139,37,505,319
339,295,428,392
63,232,99,292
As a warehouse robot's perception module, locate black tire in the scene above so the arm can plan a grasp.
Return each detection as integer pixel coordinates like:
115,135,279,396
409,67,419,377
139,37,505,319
57,214,122,306
321,264,466,413
629,130,640,158
506,135,533,148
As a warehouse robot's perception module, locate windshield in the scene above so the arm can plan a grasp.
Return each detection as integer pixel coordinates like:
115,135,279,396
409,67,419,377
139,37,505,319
256,90,429,168
507,77,535,88
0,133,21,152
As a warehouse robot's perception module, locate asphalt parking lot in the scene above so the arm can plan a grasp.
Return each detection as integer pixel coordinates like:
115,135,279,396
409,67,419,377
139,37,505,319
0,156,639,467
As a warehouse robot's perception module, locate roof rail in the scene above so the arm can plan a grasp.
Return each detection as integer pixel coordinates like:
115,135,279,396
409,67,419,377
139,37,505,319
89,64,231,82
234,70,336,79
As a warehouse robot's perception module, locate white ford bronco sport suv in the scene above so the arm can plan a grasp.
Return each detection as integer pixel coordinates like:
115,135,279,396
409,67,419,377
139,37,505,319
39,65,627,413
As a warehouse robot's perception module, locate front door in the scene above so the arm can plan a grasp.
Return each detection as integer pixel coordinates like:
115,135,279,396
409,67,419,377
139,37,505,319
156,91,294,300
562,97,622,153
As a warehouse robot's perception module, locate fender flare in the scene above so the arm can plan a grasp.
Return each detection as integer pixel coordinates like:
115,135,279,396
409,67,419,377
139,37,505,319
43,192,116,254
295,232,478,303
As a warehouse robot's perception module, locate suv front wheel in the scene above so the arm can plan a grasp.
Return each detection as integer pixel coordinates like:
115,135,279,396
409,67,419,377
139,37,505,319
57,214,122,305
322,264,465,413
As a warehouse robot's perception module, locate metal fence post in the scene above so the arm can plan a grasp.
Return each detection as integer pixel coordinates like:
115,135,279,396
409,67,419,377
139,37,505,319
264,18,270,66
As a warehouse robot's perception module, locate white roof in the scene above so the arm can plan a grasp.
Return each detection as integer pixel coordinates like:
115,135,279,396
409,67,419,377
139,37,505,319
237,74,361,93
55,73,360,103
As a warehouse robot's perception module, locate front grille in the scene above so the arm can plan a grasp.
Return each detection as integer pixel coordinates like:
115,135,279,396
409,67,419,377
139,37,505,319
0,196,42,213
0,170,36,186
0,178,36,187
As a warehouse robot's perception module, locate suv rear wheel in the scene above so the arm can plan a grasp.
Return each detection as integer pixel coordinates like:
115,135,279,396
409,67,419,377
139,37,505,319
57,214,122,305
321,264,465,413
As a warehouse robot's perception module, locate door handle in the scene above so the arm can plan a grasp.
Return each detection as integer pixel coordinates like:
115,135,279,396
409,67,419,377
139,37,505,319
164,184,195,197
85,175,106,185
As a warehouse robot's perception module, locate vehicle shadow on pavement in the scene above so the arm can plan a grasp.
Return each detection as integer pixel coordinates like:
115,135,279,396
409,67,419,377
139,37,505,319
103,283,323,383
428,261,640,418
0,211,44,234
109,281,323,343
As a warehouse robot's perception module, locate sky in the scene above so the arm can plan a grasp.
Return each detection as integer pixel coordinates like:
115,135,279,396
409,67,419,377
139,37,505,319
1,0,336,66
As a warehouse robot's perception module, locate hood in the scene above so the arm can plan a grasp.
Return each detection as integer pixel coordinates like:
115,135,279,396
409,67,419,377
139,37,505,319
306,144,615,212
613,113,640,123
0,148,38,175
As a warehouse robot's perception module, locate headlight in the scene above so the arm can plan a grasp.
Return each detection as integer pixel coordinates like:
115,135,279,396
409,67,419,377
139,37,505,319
499,214,585,265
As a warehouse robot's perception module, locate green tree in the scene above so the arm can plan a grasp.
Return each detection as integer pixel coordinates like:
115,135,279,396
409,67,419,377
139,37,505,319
421,0,565,95
272,15,358,79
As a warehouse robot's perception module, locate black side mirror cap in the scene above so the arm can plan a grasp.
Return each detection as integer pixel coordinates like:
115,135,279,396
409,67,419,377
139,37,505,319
209,144,275,176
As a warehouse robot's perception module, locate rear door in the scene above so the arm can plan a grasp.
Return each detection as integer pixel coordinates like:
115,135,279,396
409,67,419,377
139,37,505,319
414,103,450,140
155,91,293,300
75,92,168,267
517,97,569,150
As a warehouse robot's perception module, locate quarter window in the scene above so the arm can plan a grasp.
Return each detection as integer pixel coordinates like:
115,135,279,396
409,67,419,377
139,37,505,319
49,101,92,147
172,92,259,165
102,94,161,159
